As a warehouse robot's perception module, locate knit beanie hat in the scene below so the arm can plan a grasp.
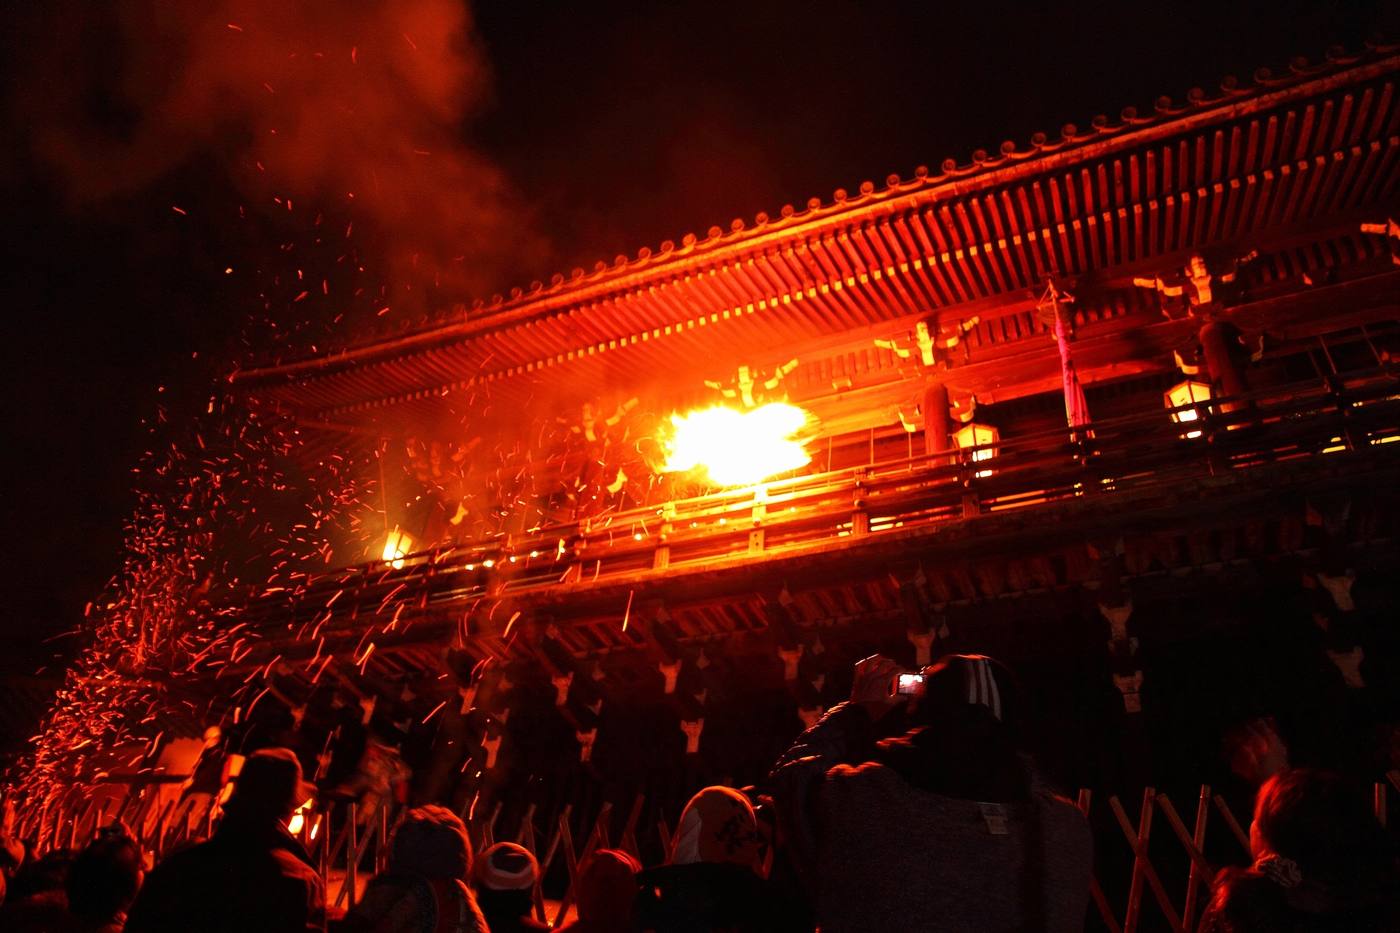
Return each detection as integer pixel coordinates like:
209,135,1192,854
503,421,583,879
473,842,539,891
917,654,1017,725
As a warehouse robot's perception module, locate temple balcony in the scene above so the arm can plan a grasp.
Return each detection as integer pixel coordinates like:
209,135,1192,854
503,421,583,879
231,358,1400,678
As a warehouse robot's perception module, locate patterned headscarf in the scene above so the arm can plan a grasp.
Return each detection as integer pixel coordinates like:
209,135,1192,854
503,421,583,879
669,786,762,871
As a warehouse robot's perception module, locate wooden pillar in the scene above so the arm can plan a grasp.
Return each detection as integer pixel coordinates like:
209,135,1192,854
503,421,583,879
923,383,950,457
1200,321,1248,410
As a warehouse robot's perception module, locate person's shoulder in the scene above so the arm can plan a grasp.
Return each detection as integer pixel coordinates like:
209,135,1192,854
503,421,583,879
143,838,217,879
268,845,321,883
825,759,894,781
823,759,909,800
1034,788,1089,820
1034,789,1093,847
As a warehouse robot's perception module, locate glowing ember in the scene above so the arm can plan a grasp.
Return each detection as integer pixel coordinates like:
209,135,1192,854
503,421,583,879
662,403,811,486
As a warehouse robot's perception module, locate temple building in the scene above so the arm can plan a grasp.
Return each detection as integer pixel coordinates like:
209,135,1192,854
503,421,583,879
216,45,1400,823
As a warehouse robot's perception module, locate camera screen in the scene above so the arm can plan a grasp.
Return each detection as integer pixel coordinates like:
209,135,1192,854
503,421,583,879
896,673,925,695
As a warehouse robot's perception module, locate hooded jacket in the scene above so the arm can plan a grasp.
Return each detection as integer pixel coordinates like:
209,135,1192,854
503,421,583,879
124,817,324,933
769,702,1092,933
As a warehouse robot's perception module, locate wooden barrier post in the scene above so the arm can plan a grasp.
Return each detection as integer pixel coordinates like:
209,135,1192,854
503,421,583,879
160,797,193,855
515,805,547,924
1110,789,1183,933
318,806,332,896
553,803,612,927
337,803,392,910
376,803,389,874
656,815,672,857
344,805,358,911
538,803,572,882
1211,794,1251,853
1182,786,1211,933
1075,789,1123,933
619,794,645,858
515,803,537,844
480,801,502,850
1154,794,1214,883
69,798,96,850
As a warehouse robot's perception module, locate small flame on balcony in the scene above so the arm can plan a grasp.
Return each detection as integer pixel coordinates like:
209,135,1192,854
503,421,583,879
382,528,413,569
286,797,314,835
661,403,811,486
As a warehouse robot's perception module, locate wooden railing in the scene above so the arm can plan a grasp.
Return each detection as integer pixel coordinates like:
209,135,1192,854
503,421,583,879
238,367,1400,644
12,768,1400,931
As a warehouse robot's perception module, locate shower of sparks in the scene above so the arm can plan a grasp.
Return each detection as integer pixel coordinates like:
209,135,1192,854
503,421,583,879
9,395,375,822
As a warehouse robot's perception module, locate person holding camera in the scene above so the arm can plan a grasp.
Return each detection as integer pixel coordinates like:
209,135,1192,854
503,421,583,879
767,653,1092,932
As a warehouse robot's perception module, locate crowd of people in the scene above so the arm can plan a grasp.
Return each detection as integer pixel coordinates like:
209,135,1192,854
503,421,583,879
2,653,1397,932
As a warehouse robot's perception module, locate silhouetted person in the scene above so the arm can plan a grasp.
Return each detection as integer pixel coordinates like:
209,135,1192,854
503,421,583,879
556,848,640,933
1200,768,1400,931
1223,716,1291,789
633,786,774,933
64,825,144,932
337,804,487,933
124,748,323,933
0,827,23,906
770,653,1093,932
0,847,74,930
471,842,547,933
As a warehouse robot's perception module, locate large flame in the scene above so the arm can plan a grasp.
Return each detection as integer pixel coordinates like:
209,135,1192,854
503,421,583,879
661,403,811,486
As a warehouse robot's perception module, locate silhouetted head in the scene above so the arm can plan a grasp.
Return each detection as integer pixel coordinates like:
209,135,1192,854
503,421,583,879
472,842,540,927
1222,716,1289,788
880,654,1029,801
223,747,312,824
389,805,470,881
473,841,539,893
1204,770,1400,930
671,785,762,873
577,848,641,926
1251,769,1394,883
908,654,1020,732
66,826,143,925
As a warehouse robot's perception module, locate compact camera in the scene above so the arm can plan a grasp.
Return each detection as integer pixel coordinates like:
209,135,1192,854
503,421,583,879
894,672,926,696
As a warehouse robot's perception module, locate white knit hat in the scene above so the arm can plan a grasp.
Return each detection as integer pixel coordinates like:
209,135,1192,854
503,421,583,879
473,841,539,891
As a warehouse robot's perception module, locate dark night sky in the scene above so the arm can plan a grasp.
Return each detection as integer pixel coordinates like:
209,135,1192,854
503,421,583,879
0,0,1393,680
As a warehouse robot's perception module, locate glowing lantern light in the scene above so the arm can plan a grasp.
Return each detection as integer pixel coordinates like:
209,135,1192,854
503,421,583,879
286,797,314,835
1165,380,1212,438
216,753,245,806
662,403,811,486
953,423,999,478
382,527,414,569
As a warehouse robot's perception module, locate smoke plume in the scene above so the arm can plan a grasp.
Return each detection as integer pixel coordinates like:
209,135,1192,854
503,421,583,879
9,0,542,301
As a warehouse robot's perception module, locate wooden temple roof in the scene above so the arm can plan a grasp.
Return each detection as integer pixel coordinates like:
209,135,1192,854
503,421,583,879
232,45,1400,427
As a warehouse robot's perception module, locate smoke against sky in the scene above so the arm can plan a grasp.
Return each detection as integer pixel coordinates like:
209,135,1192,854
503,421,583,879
12,0,545,298
0,0,549,692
